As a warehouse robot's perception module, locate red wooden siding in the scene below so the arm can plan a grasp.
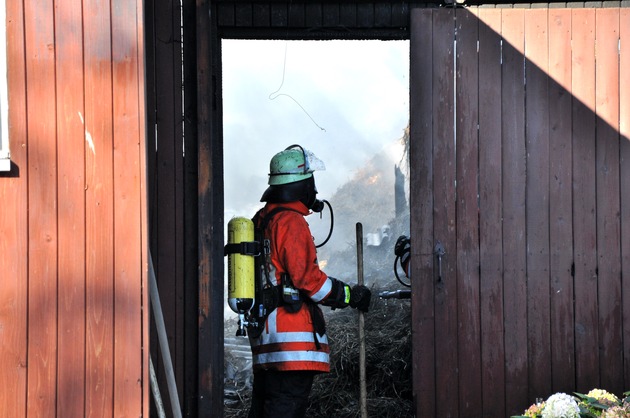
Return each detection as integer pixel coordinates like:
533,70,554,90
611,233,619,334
56,0,87,416
0,0,149,416
24,0,59,414
410,6,629,417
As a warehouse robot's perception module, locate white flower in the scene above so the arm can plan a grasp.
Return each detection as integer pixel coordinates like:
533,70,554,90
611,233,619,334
541,393,580,418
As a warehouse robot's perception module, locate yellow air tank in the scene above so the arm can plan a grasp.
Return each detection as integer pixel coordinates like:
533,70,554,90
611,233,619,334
227,217,255,335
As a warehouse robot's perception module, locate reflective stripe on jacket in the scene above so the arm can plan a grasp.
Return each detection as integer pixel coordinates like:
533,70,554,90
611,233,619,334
249,201,333,372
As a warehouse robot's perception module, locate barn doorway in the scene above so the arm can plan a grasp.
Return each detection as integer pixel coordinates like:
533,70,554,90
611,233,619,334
221,39,411,416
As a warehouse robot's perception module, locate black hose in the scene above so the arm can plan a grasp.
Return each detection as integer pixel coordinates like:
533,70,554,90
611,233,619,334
315,199,333,248
393,256,411,288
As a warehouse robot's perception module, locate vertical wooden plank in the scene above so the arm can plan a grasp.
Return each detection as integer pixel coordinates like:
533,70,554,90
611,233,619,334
322,3,340,27
288,3,305,27
391,2,408,28
270,3,288,27
153,0,185,409
252,3,270,27
198,0,225,415
409,8,435,418
172,0,186,400
137,0,150,415
24,0,58,415
548,7,575,394
572,8,599,392
55,0,86,415
357,3,375,28
83,0,115,414
182,0,200,414
112,0,144,414
501,9,529,415
374,2,391,27
305,3,323,28
595,8,622,394
432,8,458,418
146,0,157,250
217,3,235,27
234,3,253,27
477,8,506,418
621,7,630,388
455,8,481,417
525,8,552,401
0,0,28,415
198,1,213,416
339,3,357,28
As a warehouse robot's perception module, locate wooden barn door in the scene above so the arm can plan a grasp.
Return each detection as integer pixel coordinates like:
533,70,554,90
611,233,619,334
409,6,630,418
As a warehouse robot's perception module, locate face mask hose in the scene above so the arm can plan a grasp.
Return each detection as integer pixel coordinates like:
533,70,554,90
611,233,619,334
313,199,333,248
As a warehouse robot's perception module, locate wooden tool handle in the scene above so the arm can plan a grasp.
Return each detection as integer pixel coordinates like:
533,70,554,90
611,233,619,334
356,222,367,418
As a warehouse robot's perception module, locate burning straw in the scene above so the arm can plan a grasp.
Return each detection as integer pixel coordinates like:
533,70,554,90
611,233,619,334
224,285,413,418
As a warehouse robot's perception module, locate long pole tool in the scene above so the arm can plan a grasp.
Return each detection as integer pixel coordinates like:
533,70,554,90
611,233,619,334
356,222,368,418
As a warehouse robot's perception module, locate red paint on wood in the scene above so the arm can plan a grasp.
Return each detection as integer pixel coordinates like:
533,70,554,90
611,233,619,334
112,0,144,414
24,0,59,415
84,0,115,415
55,0,87,415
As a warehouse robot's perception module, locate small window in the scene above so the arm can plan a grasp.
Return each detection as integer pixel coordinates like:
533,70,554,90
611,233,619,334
0,0,9,172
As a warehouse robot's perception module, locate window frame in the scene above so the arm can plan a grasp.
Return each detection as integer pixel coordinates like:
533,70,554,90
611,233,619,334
0,0,10,172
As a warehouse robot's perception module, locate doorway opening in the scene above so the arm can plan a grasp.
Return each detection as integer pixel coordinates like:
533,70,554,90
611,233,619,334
221,39,410,416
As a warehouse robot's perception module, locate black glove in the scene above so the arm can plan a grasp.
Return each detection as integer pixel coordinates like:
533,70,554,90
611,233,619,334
321,277,351,310
349,285,371,313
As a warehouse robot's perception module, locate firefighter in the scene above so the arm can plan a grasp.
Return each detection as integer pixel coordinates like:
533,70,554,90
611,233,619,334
248,145,371,418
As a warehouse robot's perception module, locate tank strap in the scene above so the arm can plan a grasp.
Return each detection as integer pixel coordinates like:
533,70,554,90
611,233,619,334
223,241,260,256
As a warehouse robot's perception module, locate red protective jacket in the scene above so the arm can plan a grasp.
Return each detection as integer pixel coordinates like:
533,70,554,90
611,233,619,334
249,201,334,373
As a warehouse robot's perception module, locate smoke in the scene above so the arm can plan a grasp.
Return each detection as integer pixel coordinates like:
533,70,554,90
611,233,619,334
222,38,409,224
310,138,409,288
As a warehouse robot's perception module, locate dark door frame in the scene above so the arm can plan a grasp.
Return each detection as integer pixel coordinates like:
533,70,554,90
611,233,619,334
190,1,415,416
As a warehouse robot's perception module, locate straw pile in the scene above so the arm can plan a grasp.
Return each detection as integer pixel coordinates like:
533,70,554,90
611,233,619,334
224,286,413,418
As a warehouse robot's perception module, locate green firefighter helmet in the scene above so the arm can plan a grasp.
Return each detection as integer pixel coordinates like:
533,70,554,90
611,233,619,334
268,144,326,186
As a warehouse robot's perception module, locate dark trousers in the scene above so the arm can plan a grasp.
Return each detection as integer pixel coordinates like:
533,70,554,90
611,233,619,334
248,370,316,418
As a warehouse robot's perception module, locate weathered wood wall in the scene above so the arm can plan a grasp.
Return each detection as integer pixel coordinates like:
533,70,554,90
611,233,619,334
142,1,630,417
410,6,630,417
0,0,149,416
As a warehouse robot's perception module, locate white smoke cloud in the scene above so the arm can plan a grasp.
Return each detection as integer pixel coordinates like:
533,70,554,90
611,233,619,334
222,39,409,218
